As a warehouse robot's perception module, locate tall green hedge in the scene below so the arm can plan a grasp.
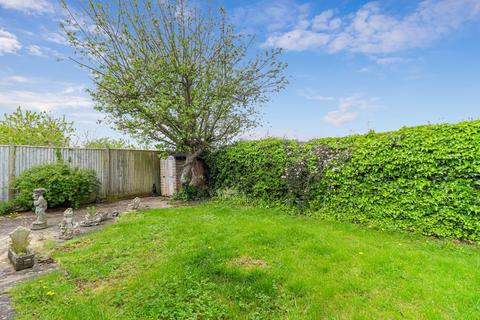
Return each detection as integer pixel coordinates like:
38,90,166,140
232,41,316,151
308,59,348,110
207,121,480,240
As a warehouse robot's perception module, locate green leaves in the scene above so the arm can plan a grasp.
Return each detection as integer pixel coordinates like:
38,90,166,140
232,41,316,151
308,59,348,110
13,163,99,210
207,121,480,240
83,137,136,149
0,107,74,147
61,0,288,154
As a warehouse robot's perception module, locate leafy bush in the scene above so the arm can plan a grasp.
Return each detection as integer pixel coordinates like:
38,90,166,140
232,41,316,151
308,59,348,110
173,185,208,201
0,201,17,215
13,163,99,210
207,138,299,202
207,121,480,240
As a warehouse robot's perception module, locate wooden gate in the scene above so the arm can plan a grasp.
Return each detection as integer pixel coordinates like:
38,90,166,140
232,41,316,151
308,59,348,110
160,156,177,196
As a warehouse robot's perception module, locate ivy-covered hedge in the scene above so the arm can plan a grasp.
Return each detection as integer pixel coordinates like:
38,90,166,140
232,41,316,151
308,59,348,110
207,121,480,240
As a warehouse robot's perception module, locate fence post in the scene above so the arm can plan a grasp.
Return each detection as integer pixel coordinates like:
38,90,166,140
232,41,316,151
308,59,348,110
7,144,16,201
103,147,111,199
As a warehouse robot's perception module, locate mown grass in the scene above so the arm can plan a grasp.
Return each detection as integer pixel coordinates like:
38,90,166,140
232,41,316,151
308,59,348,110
11,203,480,319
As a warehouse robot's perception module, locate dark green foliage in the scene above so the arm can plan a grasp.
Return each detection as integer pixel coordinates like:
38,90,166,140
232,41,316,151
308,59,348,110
173,185,208,201
207,139,299,201
207,121,480,240
0,200,17,215
13,163,99,210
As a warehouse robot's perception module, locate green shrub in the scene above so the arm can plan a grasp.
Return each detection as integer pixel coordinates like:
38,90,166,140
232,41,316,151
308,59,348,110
173,185,208,201
0,201,17,215
13,163,99,210
207,121,480,240
207,138,299,202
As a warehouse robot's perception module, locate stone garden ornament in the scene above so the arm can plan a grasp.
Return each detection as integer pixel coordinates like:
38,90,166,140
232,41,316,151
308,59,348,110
8,226,35,271
80,206,110,227
80,206,101,227
32,188,48,230
59,208,79,240
113,197,141,220
127,197,141,212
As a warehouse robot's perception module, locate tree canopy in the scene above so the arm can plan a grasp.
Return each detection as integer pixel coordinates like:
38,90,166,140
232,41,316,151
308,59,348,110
61,0,288,187
83,137,137,149
0,107,75,147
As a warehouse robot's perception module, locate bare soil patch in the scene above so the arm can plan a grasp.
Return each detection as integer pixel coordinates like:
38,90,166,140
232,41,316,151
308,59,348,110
227,255,268,270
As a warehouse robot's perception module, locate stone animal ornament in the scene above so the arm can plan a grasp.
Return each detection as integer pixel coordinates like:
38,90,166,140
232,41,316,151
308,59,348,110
8,226,35,271
80,206,111,227
32,188,48,230
59,208,79,240
127,197,141,212
113,197,142,220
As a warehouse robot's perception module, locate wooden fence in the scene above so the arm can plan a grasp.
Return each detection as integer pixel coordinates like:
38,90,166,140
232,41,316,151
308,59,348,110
0,145,162,202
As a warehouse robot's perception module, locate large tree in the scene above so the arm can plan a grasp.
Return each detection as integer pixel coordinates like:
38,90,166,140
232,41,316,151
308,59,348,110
0,107,74,147
61,0,288,188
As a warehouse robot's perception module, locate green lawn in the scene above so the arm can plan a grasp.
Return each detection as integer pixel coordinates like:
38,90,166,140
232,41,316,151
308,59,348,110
12,203,480,319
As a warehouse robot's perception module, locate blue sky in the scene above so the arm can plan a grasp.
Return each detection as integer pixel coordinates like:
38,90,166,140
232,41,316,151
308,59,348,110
0,0,479,142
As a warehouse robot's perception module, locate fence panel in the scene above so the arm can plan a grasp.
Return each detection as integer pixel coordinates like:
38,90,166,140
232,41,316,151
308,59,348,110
15,146,57,175
0,145,161,202
0,146,9,202
108,149,161,198
61,148,106,197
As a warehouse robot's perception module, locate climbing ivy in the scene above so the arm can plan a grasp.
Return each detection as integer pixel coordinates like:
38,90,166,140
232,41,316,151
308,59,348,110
207,121,480,240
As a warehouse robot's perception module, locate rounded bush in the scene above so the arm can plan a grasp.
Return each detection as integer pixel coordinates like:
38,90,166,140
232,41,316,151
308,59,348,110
13,163,99,210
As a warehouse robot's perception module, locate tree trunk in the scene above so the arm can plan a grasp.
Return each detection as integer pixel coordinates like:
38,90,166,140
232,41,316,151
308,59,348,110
180,151,206,190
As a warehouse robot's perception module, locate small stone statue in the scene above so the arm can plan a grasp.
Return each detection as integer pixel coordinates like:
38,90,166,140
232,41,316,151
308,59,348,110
127,197,141,212
80,206,110,227
8,226,35,271
80,206,100,227
9,226,31,254
32,188,48,230
59,208,79,240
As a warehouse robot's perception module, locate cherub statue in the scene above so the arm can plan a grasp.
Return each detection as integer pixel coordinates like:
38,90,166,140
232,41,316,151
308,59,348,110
127,197,141,212
32,188,48,230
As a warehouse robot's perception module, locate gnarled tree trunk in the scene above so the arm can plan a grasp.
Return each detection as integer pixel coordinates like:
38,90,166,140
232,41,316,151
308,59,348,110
180,150,206,189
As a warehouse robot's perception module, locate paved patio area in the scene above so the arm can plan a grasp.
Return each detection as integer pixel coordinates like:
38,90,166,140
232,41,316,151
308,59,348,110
0,196,172,320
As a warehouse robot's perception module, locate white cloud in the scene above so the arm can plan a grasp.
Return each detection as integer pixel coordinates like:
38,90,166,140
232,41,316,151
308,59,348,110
7,76,32,83
26,44,63,59
301,91,379,127
357,67,373,73
0,85,92,112
0,0,53,14
43,32,68,45
312,10,342,31
233,0,311,32
324,109,359,126
264,29,330,51
69,112,104,125
299,90,335,101
27,45,46,57
264,0,480,55
373,56,409,65
324,95,379,126
0,28,21,55
63,85,85,94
